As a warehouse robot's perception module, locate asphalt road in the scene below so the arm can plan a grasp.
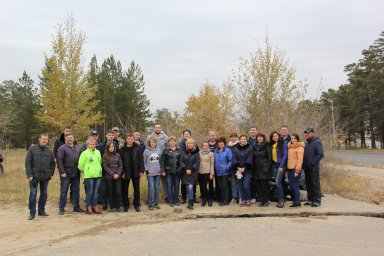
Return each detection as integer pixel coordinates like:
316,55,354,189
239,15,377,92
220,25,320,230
332,150,384,164
28,216,384,256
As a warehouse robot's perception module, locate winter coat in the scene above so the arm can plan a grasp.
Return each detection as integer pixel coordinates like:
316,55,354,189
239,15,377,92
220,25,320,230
25,144,55,181
180,147,200,185
287,142,305,174
252,142,272,180
269,138,288,169
56,144,81,178
199,149,214,175
160,147,181,175
143,148,162,176
303,136,324,170
145,132,168,154
103,153,123,180
78,148,102,179
214,147,233,177
119,143,145,178
232,143,253,174
178,139,187,152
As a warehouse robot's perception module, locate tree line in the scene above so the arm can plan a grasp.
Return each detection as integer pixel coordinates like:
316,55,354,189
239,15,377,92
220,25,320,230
1,15,381,149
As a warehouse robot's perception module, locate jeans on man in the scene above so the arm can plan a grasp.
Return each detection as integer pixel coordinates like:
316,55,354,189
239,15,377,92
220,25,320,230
29,179,49,216
288,170,300,205
167,174,179,204
186,184,194,200
304,168,322,204
121,176,141,208
59,176,80,211
147,175,160,205
84,178,101,208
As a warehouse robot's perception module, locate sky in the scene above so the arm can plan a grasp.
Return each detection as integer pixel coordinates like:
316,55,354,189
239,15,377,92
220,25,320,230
1,0,383,113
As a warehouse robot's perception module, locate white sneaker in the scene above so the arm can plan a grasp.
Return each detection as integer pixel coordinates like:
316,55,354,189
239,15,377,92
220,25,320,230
230,198,237,204
250,198,257,204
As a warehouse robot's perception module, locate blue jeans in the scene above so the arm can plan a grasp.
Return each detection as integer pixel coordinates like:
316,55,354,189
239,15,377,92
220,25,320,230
167,174,180,204
84,178,101,208
186,184,194,200
273,165,285,200
29,179,49,215
231,173,241,198
147,175,161,205
239,172,251,201
288,170,300,205
59,176,80,211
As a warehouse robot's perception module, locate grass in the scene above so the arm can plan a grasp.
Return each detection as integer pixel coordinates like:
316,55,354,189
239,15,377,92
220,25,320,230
0,149,158,203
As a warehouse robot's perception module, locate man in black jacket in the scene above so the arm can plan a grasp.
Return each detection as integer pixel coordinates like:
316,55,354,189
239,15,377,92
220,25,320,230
303,128,324,207
120,133,145,212
25,133,55,220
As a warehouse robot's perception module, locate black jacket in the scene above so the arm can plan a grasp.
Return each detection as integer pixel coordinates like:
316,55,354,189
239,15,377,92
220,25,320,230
303,136,324,170
119,143,145,178
25,144,55,181
160,148,181,175
180,147,200,185
252,142,272,180
232,143,253,174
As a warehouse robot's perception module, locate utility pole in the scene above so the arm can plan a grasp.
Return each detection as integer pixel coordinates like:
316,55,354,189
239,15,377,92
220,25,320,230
326,99,336,149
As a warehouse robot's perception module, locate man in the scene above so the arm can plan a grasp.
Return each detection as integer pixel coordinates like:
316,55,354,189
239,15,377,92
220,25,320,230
248,127,257,147
248,126,257,203
120,133,145,212
54,126,74,159
80,130,102,153
57,133,83,215
133,130,145,154
208,130,218,204
303,128,324,207
25,133,55,220
280,125,291,143
112,127,125,149
145,124,169,202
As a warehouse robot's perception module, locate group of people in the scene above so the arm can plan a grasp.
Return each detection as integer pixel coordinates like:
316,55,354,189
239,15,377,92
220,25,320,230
25,124,324,220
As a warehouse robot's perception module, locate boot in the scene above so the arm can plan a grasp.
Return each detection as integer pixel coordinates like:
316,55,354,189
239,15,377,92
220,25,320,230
276,199,284,208
201,199,206,207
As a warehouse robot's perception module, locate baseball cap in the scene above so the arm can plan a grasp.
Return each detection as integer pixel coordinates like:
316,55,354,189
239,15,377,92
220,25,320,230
304,128,315,134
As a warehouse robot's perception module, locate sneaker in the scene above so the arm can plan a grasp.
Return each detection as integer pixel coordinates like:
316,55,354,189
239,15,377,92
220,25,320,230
169,203,174,207
73,208,84,213
59,209,64,215
250,198,257,204
154,204,160,209
38,212,49,217
148,205,154,211
111,208,117,212
28,214,35,220
230,198,237,205
134,206,141,212
117,208,124,212
304,201,312,206
86,206,92,215
246,201,252,207
311,202,321,207
240,201,247,207
289,203,301,208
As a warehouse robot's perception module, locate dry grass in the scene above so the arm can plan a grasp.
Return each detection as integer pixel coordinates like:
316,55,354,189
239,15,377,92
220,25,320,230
0,149,160,203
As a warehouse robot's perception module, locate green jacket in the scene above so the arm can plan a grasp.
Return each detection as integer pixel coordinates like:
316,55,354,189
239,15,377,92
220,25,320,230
78,148,102,178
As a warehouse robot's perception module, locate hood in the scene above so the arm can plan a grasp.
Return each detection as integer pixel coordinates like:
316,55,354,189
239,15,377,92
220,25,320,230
288,141,305,149
236,143,250,150
306,136,320,143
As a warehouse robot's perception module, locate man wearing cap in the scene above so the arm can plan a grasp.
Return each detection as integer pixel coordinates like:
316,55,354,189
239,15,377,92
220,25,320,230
80,130,102,153
303,128,324,207
112,127,125,149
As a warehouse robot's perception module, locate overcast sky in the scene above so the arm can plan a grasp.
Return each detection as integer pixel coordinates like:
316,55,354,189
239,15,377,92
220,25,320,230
1,0,383,112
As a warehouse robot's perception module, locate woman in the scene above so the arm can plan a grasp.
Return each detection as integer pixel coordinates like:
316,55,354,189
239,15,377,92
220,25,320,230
160,136,181,207
214,136,232,206
78,139,102,214
198,142,214,207
103,141,123,212
253,133,272,207
232,134,253,207
228,133,241,204
180,138,200,210
287,133,305,207
269,131,288,208
144,137,163,210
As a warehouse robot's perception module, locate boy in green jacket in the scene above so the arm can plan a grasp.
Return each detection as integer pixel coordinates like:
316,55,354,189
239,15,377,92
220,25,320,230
78,139,102,214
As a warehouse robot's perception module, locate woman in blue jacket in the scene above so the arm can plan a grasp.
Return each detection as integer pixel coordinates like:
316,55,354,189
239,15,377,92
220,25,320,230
214,136,232,206
269,131,288,208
